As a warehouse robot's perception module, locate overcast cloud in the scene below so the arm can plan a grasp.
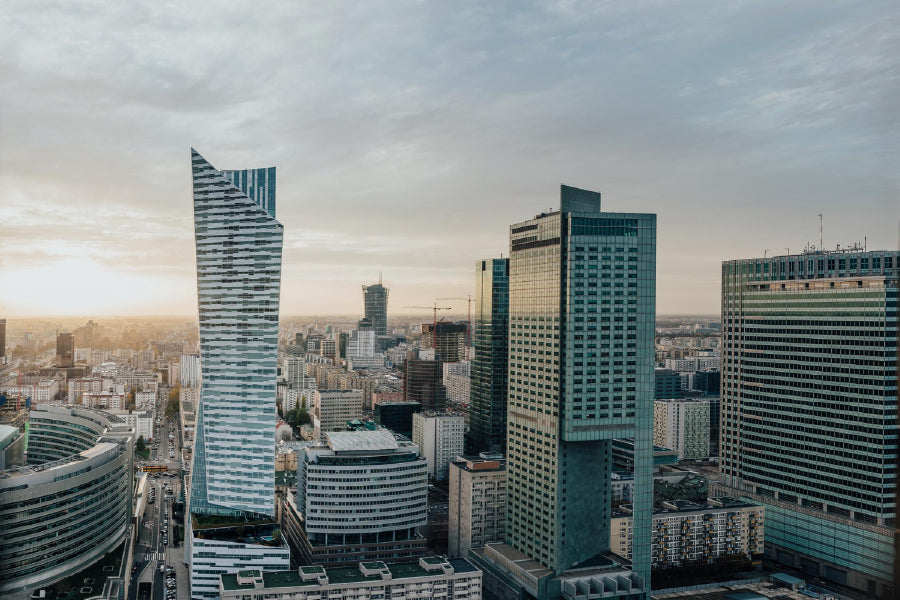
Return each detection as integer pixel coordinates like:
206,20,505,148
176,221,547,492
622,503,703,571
1,1,897,317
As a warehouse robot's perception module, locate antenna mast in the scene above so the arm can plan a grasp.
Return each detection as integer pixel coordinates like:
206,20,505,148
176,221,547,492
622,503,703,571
818,213,823,249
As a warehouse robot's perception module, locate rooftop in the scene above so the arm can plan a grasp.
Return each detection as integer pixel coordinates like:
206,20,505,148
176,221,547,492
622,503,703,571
326,429,399,452
221,558,479,592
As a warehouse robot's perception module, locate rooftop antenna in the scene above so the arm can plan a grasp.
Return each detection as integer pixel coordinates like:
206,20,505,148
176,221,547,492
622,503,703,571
379,272,382,285
818,213,823,249
786,248,790,256
763,249,769,258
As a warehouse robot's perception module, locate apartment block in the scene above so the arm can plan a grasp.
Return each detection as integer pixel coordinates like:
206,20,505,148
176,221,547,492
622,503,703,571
448,456,506,558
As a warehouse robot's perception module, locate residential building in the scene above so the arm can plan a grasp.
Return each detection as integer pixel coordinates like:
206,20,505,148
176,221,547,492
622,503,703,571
610,497,764,569
110,408,154,441
653,398,710,461
282,429,428,566
314,389,365,433
663,356,719,372
422,321,468,363
448,456,506,558
474,186,656,600
218,557,482,600
363,277,389,337
468,258,509,455
181,353,201,388
717,249,897,599
187,150,290,599
443,361,471,406
412,412,465,481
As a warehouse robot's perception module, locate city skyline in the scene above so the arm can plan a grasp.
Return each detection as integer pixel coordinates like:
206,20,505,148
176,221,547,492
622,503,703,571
1,2,896,318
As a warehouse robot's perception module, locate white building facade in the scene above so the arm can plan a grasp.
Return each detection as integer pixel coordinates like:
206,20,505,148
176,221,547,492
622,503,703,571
448,456,506,558
653,398,710,460
412,412,465,481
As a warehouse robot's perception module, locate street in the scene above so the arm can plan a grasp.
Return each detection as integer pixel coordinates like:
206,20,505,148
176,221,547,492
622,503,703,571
129,389,191,600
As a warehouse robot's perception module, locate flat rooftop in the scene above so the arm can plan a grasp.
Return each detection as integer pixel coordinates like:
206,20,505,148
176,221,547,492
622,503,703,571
221,558,479,592
326,429,399,452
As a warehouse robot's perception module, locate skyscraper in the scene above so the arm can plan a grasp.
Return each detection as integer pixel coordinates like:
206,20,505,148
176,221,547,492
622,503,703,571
363,277,389,337
475,186,655,600
55,332,74,368
718,249,897,599
467,258,509,454
187,149,289,599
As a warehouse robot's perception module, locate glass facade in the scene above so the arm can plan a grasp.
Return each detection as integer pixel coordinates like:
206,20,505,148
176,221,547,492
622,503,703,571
363,282,389,337
720,250,898,595
505,185,655,593
189,149,283,519
188,150,290,599
468,258,509,454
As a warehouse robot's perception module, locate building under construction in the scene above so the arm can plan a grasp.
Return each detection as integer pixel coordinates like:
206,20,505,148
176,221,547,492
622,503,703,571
421,321,467,363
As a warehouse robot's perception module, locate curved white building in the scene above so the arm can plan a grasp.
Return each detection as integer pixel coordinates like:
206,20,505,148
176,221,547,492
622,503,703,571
0,404,133,594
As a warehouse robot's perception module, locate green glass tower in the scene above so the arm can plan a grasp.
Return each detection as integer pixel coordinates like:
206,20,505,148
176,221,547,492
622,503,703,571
468,257,509,454
719,249,897,599
483,186,655,599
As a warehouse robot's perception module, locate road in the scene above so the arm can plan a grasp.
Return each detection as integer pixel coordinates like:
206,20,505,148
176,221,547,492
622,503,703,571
129,387,189,600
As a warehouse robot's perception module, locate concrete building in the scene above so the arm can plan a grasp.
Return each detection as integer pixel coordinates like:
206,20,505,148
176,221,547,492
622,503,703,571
135,390,156,409
81,389,127,410
0,405,134,594
610,497,764,570
219,557,482,600
412,412,465,481
422,321,468,363
653,398,710,460
474,186,656,600
110,409,154,441
717,249,897,599
663,356,720,372
0,423,25,469
181,353,201,388
468,258,509,455
282,429,428,566
187,150,290,599
448,456,506,558
314,389,365,433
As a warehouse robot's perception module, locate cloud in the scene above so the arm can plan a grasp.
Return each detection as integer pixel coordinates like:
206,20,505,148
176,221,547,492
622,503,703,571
1,0,897,316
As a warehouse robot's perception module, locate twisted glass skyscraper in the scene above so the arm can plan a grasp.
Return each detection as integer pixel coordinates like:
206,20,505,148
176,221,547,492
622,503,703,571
188,150,289,599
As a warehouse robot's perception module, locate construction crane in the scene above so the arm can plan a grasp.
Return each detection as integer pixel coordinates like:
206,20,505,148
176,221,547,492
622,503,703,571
436,296,473,348
403,303,452,349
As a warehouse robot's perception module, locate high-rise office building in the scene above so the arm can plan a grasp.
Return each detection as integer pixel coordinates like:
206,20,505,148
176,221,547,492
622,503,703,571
187,150,290,599
653,368,683,399
402,354,446,411
0,318,5,359
363,277,389,336
55,332,74,368
718,249,897,599
468,258,509,454
475,186,655,600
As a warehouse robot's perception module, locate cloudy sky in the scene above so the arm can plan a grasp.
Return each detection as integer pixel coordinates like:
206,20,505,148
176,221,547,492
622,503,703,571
1,1,897,318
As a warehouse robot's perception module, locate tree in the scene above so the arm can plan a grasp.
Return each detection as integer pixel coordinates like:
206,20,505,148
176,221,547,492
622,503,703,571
136,435,147,453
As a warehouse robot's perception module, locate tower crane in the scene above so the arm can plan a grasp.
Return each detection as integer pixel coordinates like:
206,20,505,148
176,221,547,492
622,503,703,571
403,303,452,349
436,296,473,348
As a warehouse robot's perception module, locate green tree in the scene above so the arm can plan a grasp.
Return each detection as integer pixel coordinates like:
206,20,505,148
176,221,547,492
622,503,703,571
136,435,146,453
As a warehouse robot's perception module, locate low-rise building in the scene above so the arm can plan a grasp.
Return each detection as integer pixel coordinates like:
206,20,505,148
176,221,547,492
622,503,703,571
314,389,365,433
219,557,482,600
448,455,506,558
610,497,764,569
